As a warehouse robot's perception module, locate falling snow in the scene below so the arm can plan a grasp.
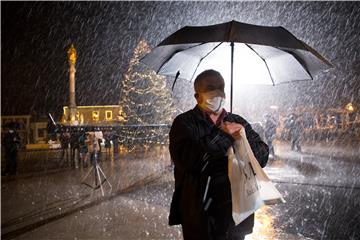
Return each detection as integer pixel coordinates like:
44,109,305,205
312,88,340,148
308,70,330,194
1,1,360,240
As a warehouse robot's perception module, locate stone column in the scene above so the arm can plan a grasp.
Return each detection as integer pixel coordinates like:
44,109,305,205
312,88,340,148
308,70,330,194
68,44,77,124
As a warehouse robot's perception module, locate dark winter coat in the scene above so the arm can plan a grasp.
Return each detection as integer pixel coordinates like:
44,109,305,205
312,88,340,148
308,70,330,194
2,131,20,153
104,135,111,148
70,132,80,149
60,133,70,149
169,106,269,234
78,133,88,153
264,117,277,140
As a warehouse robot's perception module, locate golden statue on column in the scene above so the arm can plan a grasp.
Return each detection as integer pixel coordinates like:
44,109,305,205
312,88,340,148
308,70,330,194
67,44,77,124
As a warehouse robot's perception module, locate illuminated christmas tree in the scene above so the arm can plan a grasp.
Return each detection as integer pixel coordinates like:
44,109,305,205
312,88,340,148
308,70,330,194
119,40,175,125
118,40,176,147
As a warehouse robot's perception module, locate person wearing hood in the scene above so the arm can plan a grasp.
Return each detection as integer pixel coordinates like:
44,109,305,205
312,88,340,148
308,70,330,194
169,69,269,240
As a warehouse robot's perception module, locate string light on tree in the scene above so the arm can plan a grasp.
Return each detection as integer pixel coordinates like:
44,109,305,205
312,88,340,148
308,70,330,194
118,40,176,148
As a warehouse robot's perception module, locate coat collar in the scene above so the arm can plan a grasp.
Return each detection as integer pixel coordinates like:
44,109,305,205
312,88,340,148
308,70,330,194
192,105,228,127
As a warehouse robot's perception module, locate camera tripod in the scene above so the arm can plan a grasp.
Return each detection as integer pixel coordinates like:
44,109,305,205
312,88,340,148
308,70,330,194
81,151,112,196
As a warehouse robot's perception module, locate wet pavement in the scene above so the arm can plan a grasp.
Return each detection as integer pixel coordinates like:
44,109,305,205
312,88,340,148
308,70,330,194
1,146,171,239
265,141,360,240
1,141,360,240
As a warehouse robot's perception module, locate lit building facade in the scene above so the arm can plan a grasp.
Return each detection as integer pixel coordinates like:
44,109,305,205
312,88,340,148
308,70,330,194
62,105,127,126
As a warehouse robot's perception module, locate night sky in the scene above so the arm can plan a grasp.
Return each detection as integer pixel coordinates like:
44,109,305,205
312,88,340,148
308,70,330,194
2,1,360,119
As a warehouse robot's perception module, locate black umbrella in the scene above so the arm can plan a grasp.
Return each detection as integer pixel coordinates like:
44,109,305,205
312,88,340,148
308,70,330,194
141,20,333,112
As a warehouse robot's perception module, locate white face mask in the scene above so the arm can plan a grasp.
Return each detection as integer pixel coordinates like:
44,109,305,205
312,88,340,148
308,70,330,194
204,96,225,114
198,90,225,114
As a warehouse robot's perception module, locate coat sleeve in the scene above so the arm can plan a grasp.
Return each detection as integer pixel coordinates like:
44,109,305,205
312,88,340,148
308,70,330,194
169,115,234,174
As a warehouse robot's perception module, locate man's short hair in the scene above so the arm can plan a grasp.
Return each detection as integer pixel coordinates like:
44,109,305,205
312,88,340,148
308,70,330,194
194,69,225,93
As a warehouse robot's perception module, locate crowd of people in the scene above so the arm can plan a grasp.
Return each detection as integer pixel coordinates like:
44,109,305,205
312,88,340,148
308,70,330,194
260,112,305,158
1,111,306,177
59,129,120,168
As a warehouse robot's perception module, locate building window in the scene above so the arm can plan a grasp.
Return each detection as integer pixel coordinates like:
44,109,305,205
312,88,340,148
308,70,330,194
38,128,45,138
92,111,100,121
105,111,113,121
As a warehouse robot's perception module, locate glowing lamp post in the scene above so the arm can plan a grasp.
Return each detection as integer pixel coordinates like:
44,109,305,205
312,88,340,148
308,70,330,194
67,44,77,124
344,103,355,129
345,103,354,112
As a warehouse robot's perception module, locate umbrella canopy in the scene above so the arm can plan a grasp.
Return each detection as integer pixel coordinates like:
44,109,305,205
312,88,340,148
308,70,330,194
141,20,333,112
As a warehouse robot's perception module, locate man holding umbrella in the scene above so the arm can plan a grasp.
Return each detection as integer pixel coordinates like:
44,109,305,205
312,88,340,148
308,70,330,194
169,69,269,240
142,20,332,239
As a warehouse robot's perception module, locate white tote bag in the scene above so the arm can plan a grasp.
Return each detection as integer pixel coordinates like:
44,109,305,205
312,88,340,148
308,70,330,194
228,128,285,225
